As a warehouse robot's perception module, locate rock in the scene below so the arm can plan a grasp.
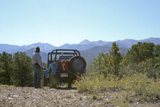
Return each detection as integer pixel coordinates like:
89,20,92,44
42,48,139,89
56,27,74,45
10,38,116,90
8,97,13,100
83,96,87,99
13,95,19,98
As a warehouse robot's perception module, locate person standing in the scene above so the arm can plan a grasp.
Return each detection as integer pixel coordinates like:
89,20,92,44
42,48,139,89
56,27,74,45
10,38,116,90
32,47,43,88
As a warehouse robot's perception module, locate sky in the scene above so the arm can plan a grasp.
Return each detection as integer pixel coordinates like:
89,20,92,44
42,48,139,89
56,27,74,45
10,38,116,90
0,0,160,46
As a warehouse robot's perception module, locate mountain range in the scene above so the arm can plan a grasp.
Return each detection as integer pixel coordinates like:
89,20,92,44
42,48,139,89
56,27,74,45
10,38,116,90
0,37,160,63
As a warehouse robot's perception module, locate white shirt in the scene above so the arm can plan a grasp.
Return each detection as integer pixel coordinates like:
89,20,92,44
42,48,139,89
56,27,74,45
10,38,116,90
32,52,43,68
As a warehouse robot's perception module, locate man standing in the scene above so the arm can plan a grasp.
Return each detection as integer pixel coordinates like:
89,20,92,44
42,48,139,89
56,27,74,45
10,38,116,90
32,47,43,88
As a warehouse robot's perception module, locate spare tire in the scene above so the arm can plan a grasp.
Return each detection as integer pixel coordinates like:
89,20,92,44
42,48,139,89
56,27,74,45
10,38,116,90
69,56,86,73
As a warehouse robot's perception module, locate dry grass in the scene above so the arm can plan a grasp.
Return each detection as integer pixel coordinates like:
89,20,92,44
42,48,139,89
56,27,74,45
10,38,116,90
75,73,160,106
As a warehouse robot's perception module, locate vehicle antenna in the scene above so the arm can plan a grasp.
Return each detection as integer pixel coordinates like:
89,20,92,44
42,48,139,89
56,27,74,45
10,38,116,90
59,27,61,46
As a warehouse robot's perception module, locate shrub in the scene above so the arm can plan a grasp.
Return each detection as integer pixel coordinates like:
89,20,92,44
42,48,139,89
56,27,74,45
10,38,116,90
76,72,160,102
120,73,160,102
75,74,106,94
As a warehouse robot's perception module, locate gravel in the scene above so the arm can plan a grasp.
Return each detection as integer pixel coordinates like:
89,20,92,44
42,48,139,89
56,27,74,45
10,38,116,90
1,86,160,107
0,86,109,107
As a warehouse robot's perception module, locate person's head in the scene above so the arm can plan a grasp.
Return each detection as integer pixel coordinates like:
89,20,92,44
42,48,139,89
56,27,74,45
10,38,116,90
35,47,40,52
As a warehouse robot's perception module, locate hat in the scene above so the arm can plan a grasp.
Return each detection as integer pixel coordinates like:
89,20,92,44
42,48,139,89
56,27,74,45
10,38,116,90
35,47,40,52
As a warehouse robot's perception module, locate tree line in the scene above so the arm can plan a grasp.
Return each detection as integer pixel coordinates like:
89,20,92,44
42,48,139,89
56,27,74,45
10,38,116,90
88,42,160,79
0,52,33,86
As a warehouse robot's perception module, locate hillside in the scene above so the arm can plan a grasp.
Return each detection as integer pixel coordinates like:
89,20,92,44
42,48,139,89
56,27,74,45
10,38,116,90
0,44,20,53
81,45,111,63
24,48,48,63
81,45,128,63
24,45,128,64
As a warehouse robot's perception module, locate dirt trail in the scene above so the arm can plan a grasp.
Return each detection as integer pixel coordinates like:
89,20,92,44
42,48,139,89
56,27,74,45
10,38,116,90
0,86,160,107
0,86,109,107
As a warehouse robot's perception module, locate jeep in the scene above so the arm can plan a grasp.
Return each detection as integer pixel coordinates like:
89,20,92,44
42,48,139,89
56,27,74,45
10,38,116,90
43,49,86,88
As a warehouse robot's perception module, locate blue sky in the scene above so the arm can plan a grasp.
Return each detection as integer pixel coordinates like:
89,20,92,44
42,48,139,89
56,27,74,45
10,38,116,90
0,0,160,46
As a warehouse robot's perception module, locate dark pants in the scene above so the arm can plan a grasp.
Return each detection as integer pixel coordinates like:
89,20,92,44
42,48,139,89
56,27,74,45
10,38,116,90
33,64,41,88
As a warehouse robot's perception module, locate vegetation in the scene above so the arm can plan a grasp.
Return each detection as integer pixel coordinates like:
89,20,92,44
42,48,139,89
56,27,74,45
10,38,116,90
0,51,34,87
12,52,33,86
1,41,160,105
0,52,13,85
76,42,160,105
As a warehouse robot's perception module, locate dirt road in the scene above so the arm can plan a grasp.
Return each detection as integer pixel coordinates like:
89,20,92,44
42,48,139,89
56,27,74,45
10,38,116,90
0,86,160,107
0,86,109,107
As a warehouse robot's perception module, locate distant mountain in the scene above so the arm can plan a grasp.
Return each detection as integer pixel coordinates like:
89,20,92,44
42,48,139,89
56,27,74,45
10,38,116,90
0,44,20,53
115,39,138,48
80,45,111,63
24,48,48,63
92,40,110,46
79,39,91,45
23,45,128,64
59,40,103,51
114,38,160,48
81,45,128,63
18,42,56,52
1,37,160,60
140,37,160,44
0,43,56,53
59,43,95,51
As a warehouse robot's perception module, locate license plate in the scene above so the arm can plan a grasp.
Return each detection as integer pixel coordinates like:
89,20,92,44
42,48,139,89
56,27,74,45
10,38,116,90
60,73,68,77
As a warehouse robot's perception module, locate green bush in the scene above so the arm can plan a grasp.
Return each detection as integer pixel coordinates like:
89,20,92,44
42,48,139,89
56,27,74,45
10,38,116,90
75,74,106,94
76,72,160,102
